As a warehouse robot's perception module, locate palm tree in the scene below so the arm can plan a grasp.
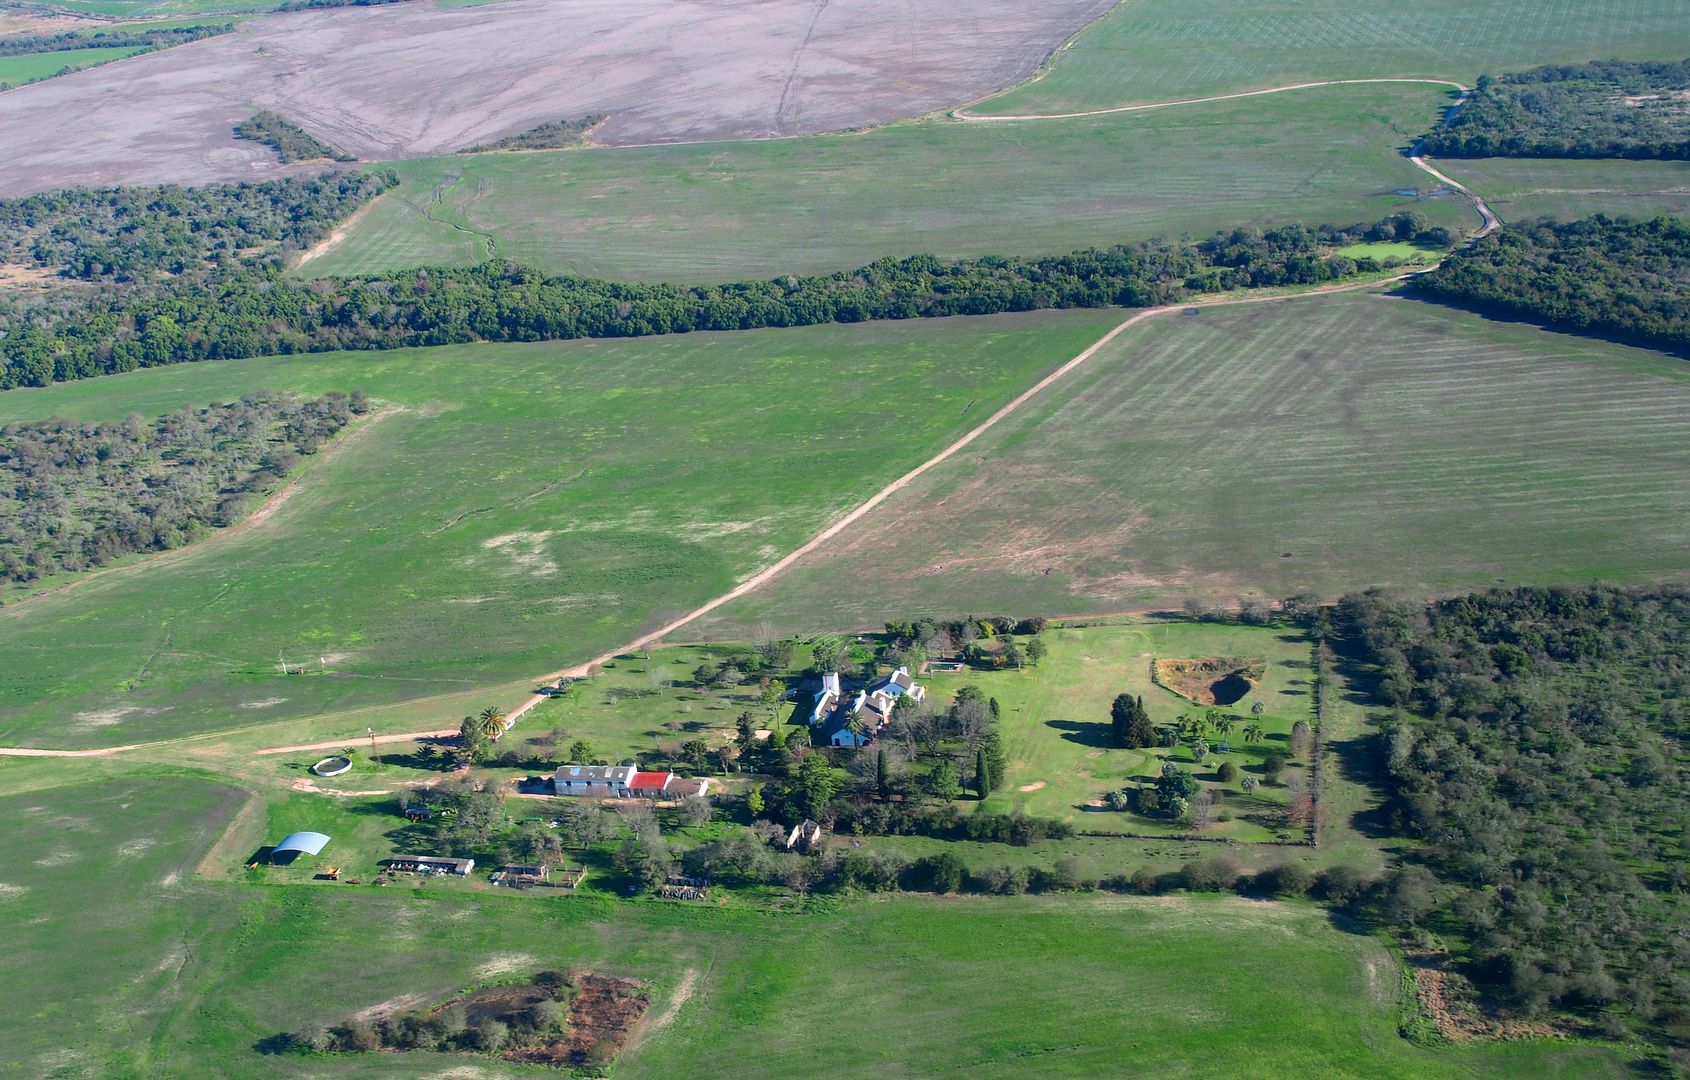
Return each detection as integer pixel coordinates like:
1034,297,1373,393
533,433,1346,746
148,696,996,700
1243,722,1264,744
477,705,508,740
1213,714,1235,740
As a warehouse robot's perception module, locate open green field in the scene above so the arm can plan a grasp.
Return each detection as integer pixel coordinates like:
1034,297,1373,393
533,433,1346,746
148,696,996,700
0,310,1125,749
1438,157,1690,224
306,82,1469,282
0,42,146,84
973,0,1690,116
696,290,1690,636
0,766,1636,1078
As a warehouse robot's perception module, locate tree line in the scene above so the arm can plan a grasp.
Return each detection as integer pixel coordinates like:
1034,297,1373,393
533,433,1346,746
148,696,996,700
1423,59,1690,160
0,23,231,58
0,210,1451,390
1412,215,1690,352
0,390,368,584
1336,585,1689,1045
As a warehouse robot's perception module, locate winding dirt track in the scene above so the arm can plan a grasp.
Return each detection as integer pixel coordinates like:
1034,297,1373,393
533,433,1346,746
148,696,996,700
1,78,1504,759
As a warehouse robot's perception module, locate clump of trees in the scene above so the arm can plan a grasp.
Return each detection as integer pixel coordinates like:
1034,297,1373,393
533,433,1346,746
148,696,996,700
279,971,577,1057
0,170,395,284
0,390,367,584
464,115,606,153
1414,215,1690,352
1338,584,1690,1040
3,212,1450,390
1110,693,1154,747
1423,59,1690,160
233,111,357,164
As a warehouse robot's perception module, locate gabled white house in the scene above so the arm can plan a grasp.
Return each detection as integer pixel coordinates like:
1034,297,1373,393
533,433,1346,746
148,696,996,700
813,666,926,747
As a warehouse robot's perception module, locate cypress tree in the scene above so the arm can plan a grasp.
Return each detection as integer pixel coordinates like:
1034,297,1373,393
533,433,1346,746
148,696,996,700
876,748,889,800
975,748,992,799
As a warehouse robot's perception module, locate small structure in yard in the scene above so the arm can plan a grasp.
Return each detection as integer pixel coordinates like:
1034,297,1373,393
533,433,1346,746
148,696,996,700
490,863,548,888
310,756,352,777
814,666,926,747
665,776,711,799
784,819,823,853
383,855,475,876
270,831,331,865
659,874,708,900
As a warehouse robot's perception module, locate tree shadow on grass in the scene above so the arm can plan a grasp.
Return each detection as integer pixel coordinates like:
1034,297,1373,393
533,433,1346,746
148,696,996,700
1046,719,1114,748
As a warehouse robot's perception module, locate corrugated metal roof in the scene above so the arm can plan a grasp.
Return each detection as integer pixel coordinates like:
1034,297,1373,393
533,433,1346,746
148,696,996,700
274,831,331,856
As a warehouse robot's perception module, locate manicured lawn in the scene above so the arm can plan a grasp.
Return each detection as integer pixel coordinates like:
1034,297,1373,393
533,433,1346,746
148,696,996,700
305,82,1469,282
0,767,1636,1078
919,623,1318,838
0,310,1123,748
973,0,1690,115
698,290,1690,634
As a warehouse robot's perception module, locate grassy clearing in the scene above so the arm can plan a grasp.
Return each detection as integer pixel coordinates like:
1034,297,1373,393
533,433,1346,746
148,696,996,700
975,0,1690,115
0,310,1123,749
1336,240,1442,261
922,623,1316,839
307,82,1468,282
696,291,1690,635
0,43,147,84
0,768,1636,1078
1438,157,1690,223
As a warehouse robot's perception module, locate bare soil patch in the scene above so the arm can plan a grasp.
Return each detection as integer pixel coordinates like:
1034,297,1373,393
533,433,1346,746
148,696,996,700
0,0,1114,194
1152,657,1267,706
1017,780,1047,792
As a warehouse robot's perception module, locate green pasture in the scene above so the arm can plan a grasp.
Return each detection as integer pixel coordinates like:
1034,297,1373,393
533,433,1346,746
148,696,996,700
0,768,1637,1078
921,623,1317,839
0,43,146,84
307,82,1469,282
699,290,1690,635
975,0,1690,116
1438,157,1690,224
0,310,1123,749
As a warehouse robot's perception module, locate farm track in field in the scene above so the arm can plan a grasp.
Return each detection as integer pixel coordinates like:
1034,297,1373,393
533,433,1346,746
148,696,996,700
244,275,1421,755
954,77,1499,238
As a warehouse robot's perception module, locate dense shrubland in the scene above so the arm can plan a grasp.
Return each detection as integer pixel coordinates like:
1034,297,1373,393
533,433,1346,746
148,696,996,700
1413,215,1690,350
0,210,1448,389
0,390,368,583
0,171,396,284
1424,59,1690,160
463,115,606,153
233,111,356,163
1336,585,1690,1043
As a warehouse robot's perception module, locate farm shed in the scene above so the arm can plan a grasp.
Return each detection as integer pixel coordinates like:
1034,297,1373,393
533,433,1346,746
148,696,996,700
271,831,331,864
384,855,475,876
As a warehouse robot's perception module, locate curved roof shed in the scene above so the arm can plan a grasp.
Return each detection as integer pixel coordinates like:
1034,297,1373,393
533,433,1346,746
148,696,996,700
274,831,331,857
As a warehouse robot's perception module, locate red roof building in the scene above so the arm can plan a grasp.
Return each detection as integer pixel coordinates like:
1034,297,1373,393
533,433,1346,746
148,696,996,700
628,771,674,796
